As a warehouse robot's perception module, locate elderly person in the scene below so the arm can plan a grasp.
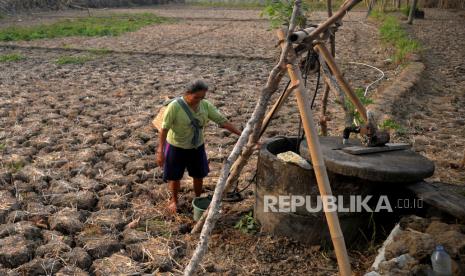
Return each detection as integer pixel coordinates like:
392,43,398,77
156,80,241,213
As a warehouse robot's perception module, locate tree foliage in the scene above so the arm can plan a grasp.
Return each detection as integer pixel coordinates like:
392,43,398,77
260,0,309,29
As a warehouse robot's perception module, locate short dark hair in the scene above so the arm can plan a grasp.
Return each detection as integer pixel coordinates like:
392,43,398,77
186,80,208,93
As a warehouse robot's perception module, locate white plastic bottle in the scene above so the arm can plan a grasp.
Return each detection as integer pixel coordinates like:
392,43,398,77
431,245,452,276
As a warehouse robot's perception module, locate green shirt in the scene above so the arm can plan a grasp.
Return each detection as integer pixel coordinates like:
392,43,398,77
162,98,228,149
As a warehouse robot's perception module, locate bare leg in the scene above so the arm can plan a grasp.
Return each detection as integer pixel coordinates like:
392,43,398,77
193,178,203,197
167,180,180,213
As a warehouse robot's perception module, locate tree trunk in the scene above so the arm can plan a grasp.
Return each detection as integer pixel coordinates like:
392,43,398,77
408,0,418,24
366,0,376,17
321,0,334,136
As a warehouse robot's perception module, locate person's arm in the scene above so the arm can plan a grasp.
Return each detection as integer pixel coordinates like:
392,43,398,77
205,100,242,136
157,128,168,167
220,121,241,136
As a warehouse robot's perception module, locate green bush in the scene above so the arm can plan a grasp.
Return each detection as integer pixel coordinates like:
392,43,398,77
234,211,259,234
261,0,309,29
379,118,406,135
0,13,169,42
346,88,373,125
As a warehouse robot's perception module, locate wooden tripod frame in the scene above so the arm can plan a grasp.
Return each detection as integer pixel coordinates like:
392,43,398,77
185,1,368,275
276,29,354,276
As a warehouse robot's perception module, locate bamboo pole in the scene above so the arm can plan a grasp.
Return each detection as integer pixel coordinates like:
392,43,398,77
321,0,335,136
328,0,336,57
191,80,293,233
259,83,298,137
290,0,362,44
277,29,352,276
184,2,303,272
320,58,354,127
460,149,465,169
314,43,368,123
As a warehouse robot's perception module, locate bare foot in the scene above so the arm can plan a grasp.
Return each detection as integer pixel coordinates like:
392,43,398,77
167,199,177,214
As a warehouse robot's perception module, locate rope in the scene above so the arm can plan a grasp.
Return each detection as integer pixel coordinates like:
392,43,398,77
297,49,321,151
347,61,385,97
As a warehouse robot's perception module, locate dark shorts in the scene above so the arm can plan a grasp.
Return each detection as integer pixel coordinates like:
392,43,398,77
163,143,209,182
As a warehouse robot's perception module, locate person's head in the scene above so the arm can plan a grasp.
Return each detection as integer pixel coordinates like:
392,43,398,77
184,79,208,105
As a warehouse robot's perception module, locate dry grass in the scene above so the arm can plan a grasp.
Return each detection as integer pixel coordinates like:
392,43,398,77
93,253,144,275
79,224,104,237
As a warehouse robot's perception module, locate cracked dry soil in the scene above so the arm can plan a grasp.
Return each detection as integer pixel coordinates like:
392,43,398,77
0,5,463,275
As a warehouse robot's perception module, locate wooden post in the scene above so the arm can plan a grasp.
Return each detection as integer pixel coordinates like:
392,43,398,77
259,83,298,137
320,60,354,128
367,0,376,17
277,29,352,276
314,43,368,122
407,0,418,24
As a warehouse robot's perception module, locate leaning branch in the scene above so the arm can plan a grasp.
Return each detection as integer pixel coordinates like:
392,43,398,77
183,2,303,275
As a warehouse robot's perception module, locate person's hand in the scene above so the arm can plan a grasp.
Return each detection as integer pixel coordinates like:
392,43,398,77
156,149,164,167
254,140,263,150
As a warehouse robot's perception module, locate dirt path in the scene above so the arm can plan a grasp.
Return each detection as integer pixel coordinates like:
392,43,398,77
392,9,465,185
